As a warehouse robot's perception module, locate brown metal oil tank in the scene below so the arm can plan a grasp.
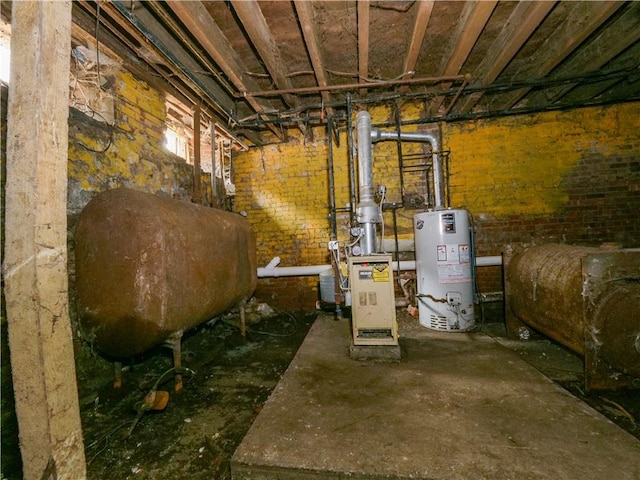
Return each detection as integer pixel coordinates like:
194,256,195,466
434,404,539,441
507,244,640,379
75,188,257,359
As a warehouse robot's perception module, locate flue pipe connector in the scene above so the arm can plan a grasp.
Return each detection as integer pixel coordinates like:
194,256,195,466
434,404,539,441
356,111,382,255
371,128,444,209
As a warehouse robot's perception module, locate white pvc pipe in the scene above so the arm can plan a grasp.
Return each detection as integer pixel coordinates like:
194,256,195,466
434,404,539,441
256,256,502,277
475,255,503,267
258,265,332,278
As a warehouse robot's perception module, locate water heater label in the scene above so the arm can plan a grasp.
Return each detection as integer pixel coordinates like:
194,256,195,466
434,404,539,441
459,244,470,263
436,243,472,284
437,263,472,284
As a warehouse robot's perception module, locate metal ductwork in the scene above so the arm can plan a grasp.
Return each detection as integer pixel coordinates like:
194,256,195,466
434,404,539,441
370,128,443,209
355,111,383,255
355,110,444,255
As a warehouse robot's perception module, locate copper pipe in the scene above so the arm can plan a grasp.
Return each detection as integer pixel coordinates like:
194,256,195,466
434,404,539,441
237,74,470,98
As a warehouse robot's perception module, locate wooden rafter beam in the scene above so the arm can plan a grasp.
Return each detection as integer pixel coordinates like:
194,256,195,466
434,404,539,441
489,1,624,111
402,0,435,79
428,0,497,115
166,0,283,140
357,0,370,96
525,1,640,108
230,0,299,109
452,1,557,115
293,0,332,108
559,46,640,106
107,1,235,116
75,1,231,127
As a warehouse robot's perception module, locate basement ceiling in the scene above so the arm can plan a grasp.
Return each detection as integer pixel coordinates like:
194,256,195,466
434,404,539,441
21,2,640,142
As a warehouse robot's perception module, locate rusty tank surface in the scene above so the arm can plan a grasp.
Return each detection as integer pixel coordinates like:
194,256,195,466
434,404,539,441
75,188,257,360
506,244,640,389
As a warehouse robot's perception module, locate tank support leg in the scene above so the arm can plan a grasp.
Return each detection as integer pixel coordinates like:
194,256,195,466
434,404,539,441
114,361,123,388
166,331,184,392
240,298,248,337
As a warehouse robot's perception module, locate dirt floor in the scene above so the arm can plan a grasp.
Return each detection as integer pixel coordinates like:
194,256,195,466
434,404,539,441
2,305,639,480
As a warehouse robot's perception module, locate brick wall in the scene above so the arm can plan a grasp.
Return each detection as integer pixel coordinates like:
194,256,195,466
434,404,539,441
445,102,640,292
234,102,640,308
67,69,204,215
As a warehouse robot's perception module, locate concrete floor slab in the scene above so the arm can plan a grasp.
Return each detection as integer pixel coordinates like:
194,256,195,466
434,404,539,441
231,315,640,480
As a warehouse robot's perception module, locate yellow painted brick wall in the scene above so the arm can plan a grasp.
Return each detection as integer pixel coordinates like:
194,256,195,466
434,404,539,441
67,69,208,214
444,103,639,217
235,101,640,307
234,104,435,308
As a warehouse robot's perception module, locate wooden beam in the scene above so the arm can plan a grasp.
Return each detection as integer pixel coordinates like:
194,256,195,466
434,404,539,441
5,2,86,479
230,0,299,109
293,0,333,108
166,1,283,139
428,0,497,115
357,0,370,96
558,45,640,106
525,1,640,108
107,1,236,116
402,0,435,79
72,3,199,113
452,1,557,114
489,1,624,111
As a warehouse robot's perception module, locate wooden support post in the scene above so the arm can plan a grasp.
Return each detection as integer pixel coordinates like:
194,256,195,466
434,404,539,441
3,2,86,479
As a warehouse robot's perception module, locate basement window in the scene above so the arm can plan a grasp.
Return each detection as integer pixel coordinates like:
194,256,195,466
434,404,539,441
164,126,191,162
164,95,248,198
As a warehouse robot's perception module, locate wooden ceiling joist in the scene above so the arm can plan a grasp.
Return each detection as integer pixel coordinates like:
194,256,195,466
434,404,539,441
452,1,557,115
357,0,370,96
489,0,624,111
229,0,299,109
525,2,640,108
166,0,283,140
293,0,333,109
558,46,640,106
402,0,435,81
428,0,497,116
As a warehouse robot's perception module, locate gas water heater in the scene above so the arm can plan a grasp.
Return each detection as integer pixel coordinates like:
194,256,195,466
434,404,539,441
414,209,475,331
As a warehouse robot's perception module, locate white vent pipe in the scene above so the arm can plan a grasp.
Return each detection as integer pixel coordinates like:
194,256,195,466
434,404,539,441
257,256,503,277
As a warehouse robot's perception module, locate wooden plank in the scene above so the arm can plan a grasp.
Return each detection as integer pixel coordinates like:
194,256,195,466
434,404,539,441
358,0,370,96
490,1,624,111
402,0,435,79
5,2,86,479
525,1,640,107
293,0,333,108
452,1,557,114
559,45,640,105
166,1,283,139
230,0,299,109
428,0,497,115
72,3,201,117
